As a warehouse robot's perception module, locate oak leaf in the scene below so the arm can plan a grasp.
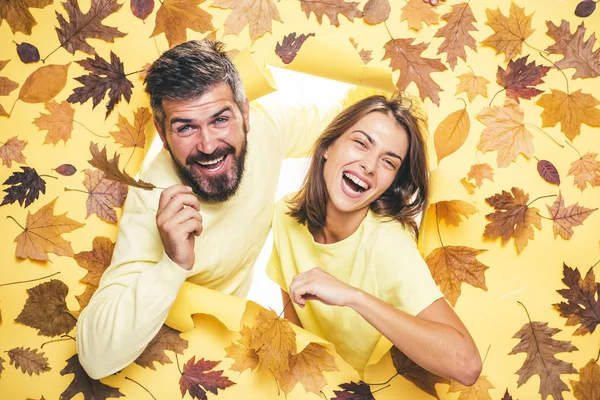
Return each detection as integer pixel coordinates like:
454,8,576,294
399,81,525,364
537,159,560,185
467,163,494,187
68,284,96,319
179,356,235,399
554,263,600,335
547,192,596,240
477,99,534,168
19,64,70,104
546,20,600,79
15,279,77,336
13,198,84,261
68,52,133,118
1,166,46,208
135,324,188,369
7,347,50,376
82,168,128,223
56,0,126,56
299,0,363,27
482,3,534,62
250,308,296,379
0,60,19,115
275,33,315,65
74,236,115,287
33,100,74,145
212,0,282,43
434,106,470,163
225,325,259,373
279,342,338,395
131,0,154,20
455,72,489,102
151,0,214,48
382,38,446,105
448,375,495,400
536,89,600,141
0,136,26,167
434,2,477,70
568,152,600,191
391,346,448,399
60,354,123,400
331,381,375,399
363,0,390,25
425,246,488,306
88,143,156,190
497,56,550,103
433,200,476,227
400,0,439,31
571,359,600,400
0,0,52,35
509,321,577,400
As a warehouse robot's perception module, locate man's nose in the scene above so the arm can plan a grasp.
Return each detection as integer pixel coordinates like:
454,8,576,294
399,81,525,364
195,130,219,154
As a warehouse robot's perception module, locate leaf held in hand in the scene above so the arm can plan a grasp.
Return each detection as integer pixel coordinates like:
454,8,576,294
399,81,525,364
434,2,477,69
1,166,46,208
275,33,315,64
225,325,259,373
135,325,188,369
554,263,600,335
179,356,235,399
131,0,154,20
60,354,124,400
537,160,560,185
151,0,214,48
54,164,77,176
16,42,40,63
482,3,534,62
391,347,448,399
279,342,338,395
88,142,156,190
547,192,596,240
33,100,75,145
299,0,363,27
0,136,27,167
7,347,50,376
19,64,70,103
434,107,470,163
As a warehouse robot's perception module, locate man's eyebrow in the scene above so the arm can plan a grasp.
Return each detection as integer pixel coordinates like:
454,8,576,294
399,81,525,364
170,117,193,126
211,106,232,119
354,130,403,162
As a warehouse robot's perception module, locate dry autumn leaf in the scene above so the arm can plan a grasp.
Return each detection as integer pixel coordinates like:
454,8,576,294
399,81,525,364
467,163,494,187
502,388,513,400
434,105,470,163
88,142,156,190
275,33,315,65
363,0,390,25
433,200,477,227
554,263,600,335
401,0,439,31
131,0,154,20
331,381,375,399
482,2,534,62
497,56,550,103
0,357,4,377
537,159,560,185
74,236,115,287
299,0,363,27
547,192,596,240
568,152,600,191
0,0,52,35
0,136,27,167
12,198,84,261
279,342,338,395
179,357,235,399
477,98,534,168
19,64,70,104
225,325,259,373
349,38,373,64
391,347,449,399
33,100,74,145
448,375,495,400
571,359,600,400
151,0,214,48
460,177,476,194
537,89,600,141
16,42,40,63
60,354,124,400
435,2,477,70
212,0,282,43
250,308,296,379
455,72,489,102
509,321,577,400
15,279,77,337
110,107,150,149
382,38,447,105
7,347,50,376
135,325,188,370
0,60,19,116
1,166,46,208
546,20,600,79
80,168,128,223
68,284,96,319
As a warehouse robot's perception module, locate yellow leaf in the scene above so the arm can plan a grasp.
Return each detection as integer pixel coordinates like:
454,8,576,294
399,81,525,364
467,163,494,187
110,107,151,149
482,2,534,62
460,177,476,194
433,200,476,227
401,0,439,31
212,0,283,44
18,64,70,104
568,152,600,191
455,71,489,102
434,106,470,163
448,375,495,400
33,100,74,145
225,326,259,373
151,0,214,48
279,343,338,395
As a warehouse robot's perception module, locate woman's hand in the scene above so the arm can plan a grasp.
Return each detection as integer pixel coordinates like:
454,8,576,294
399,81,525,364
288,267,361,308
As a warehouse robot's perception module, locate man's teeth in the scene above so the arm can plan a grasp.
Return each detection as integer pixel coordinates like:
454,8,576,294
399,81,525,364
343,172,369,189
197,155,225,166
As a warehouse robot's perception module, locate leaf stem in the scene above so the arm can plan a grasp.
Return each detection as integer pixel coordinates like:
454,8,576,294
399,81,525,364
371,384,391,395
125,377,157,400
535,212,554,221
457,97,467,110
278,299,292,319
481,344,491,367
435,204,444,248
268,368,281,397
523,123,564,148
8,98,18,116
527,194,557,207
516,300,550,374
7,215,25,230
39,174,58,179
0,271,60,288
123,147,136,171
125,69,146,77
41,44,63,63
174,353,183,375
488,88,505,107
538,51,569,95
362,372,399,386
523,41,548,56
591,258,600,270
564,140,582,159
40,334,75,349
153,36,161,57
73,119,109,138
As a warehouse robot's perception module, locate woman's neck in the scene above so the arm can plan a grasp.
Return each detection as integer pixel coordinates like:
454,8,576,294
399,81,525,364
311,204,369,244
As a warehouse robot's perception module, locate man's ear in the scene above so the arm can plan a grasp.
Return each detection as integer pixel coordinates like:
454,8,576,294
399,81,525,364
154,118,168,150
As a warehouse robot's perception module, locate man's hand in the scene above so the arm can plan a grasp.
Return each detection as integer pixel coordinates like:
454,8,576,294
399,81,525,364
288,267,360,308
156,184,202,270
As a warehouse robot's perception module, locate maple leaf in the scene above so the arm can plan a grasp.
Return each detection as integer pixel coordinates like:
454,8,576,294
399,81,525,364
60,354,123,400
383,38,447,105
275,33,315,64
483,187,541,253
571,359,600,400
250,308,296,379
509,321,577,400
331,381,375,400
363,0,390,25
501,388,513,400
13,198,84,261
68,284,96,319
33,100,75,145
349,38,373,64
68,52,134,118
554,263,600,335
1,166,46,208
455,72,489,102
212,0,283,43
225,325,259,373
568,152,600,191
448,376,495,399
18,63,70,104
391,347,448,399
537,89,600,141
434,2,477,70
88,143,156,190
111,107,150,149
546,20,600,79
151,0,214,48
0,0,52,35
179,356,235,399
467,163,494,187
477,99,534,168
55,0,126,56
0,60,19,115
547,192,596,240
135,325,188,370
74,236,115,287
15,279,77,336
80,168,128,223
433,200,476,227
434,106,470,163
400,0,439,31
482,2,534,62
537,159,560,185
279,343,338,395
299,0,363,27
497,56,550,103
0,136,27,167
425,245,488,306
7,347,50,376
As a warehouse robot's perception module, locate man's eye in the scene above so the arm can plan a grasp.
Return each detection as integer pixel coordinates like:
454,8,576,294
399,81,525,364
177,125,194,134
214,117,228,124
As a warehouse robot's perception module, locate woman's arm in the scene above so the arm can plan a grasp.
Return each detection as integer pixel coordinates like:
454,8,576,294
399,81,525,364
288,268,482,386
281,289,303,327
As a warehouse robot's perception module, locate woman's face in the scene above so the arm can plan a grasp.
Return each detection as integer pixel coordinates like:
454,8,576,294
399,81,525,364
323,111,410,217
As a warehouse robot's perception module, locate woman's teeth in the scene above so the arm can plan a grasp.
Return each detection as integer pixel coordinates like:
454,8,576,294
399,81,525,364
343,172,369,190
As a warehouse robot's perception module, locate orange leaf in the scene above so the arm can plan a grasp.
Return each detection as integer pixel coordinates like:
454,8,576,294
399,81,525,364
212,0,283,44
434,2,477,70
434,200,476,227
482,2,533,62
547,192,596,240
110,107,151,149
467,163,494,187
0,136,27,167
33,100,74,145
299,0,363,27
225,325,259,373
151,0,214,48
0,60,19,103
571,359,600,399
74,236,115,287
455,71,489,102
363,0,390,25
546,20,600,79
400,0,439,31
0,0,53,35
250,308,296,379
568,152,600,191
448,375,495,400
279,343,338,395
18,64,70,104
434,106,470,163
460,177,476,194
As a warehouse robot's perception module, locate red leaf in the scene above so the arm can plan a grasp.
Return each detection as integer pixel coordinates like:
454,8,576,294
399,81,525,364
131,0,154,20
275,32,315,64
179,357,235,400
537,159,560,185
54,164,77,176
497,56,550,102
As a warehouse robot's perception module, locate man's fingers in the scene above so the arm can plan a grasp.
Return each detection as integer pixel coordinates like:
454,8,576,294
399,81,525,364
158,193,201,223
159,207,202,230
158,185,200,212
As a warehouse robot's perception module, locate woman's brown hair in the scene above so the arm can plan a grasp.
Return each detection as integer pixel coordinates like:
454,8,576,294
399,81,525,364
287,93,429,236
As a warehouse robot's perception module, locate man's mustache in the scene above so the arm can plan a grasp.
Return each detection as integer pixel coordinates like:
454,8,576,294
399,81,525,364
186,146,234,165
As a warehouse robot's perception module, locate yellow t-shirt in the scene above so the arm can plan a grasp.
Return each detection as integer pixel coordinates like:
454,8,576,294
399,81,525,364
266,198,443,374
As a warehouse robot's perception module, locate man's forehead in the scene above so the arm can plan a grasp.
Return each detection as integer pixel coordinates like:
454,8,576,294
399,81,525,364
163,85,238,119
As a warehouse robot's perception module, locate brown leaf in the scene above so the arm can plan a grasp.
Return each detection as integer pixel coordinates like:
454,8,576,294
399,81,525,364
299,0,363,27
179,357,235,399
275,33,315,65
497,56,550,103
434,106,470,163
448,375,495,399
279,343,338,395
68,284,96,319
482,3,534,62
212,0,282,43
554,263,600,335
135,324,188,370
0,357,4,377
225,325,259,373
455,71,488,102
467,163,494,187
131,0,154,20
7,347,50,376
15,280,77,337
568,152,600,191
331,381,375,399
60,354,124,400
477,98,534,168
19,64,70,103
546,20,600,79
434,2,477,70
537,89,600,141
483,187,541,253
363,0,390,25
391,347,449,399
502,388,513,400
151,0,214,48
74,236,115,287
425,246,488,306
250,308,296,379
33,100,75,145
13,198,84,261
88,142,155,190
1,166,46,208
0,136,27,167
382,38,447,105
547,192,596,240
0,0,53,35
0,60,19,104
509,321,577,400
83,169,128,223
400,0,439,31
537,160,560,185
359,49,373,64
434,200,476,227
571,359,600,399
110,107,150,149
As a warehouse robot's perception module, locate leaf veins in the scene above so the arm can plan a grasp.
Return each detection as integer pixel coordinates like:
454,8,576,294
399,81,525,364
434,2,477,69
482,2,534,62
179,356,235,399
299,0,363,27
0,136,27,167
60,354,123,400
88,142,155,190
554,263,600,335
547,192,596,240
82,169,128,223
135,325,188,370
546,20,600,79
1,166,46,208
7,347,50,376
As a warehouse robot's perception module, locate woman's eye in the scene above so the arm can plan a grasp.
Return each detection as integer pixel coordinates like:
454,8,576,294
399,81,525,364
384,159,396,169
354,140,366,148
